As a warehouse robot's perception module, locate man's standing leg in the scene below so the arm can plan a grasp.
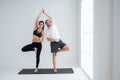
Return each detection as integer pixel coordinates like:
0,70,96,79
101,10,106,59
52,52,57,72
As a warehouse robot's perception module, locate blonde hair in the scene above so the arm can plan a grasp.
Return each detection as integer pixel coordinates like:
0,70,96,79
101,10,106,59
45,19,52,24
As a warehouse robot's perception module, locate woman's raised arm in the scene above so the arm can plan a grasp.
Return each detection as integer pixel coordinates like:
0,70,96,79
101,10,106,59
34,11,42,30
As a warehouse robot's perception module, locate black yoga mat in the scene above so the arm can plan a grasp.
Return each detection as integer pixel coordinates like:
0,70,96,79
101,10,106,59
18,68,74,74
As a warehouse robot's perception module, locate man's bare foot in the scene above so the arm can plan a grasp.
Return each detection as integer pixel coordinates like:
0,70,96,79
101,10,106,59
54,69,57,73
34,68,38,73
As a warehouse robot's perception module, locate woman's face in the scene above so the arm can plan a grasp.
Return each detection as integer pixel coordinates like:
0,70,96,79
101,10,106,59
39,22,44,28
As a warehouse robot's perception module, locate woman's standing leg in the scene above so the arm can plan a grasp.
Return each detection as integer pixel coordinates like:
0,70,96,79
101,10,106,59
36,47,42,68
34,43,42,72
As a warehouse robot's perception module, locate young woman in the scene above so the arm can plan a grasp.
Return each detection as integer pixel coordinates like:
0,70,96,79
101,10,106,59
21,10,44,73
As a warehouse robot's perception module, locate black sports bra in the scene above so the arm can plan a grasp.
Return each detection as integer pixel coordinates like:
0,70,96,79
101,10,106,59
33,29,42,38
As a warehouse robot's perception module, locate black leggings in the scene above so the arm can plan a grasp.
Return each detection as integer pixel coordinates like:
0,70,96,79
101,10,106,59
21,42,42,68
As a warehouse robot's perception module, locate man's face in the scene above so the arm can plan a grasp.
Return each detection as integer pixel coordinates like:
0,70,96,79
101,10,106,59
46,19,52,27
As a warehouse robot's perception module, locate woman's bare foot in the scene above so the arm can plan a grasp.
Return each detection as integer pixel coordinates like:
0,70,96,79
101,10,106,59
34,68,38,73
34,48,37,54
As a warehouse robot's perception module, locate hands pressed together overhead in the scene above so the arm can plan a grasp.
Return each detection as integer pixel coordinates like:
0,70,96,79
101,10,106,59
42,9,45,14
40,8,45,14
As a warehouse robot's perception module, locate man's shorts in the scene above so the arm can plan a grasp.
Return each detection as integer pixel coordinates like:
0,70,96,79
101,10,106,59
50,40,66,53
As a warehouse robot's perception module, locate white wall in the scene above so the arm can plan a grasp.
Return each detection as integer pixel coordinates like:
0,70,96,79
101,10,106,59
94,0,120,80
93,0,113,80
78,0,81,67
0,0,79,69
113,0,120,80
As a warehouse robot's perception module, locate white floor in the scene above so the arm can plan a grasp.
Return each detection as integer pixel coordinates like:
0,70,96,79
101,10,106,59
1,67,89,80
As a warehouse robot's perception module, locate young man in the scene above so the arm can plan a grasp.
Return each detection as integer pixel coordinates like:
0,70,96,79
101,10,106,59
43,9,70,72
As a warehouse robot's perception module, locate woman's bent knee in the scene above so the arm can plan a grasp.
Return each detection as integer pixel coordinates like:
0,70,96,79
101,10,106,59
21,47,25,52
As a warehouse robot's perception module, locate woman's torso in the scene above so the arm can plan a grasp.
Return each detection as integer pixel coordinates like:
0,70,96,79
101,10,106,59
32,29,42,42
